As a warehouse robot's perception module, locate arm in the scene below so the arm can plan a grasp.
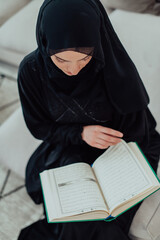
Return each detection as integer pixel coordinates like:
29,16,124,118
17,60,83,146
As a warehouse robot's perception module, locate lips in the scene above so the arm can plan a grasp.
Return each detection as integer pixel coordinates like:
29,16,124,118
66,71,72,75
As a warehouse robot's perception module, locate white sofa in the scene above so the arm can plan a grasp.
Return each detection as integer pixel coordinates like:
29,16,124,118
0,0,43,74
0,1,160,239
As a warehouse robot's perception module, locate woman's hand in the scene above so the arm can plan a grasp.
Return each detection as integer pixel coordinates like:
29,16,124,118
81,125,123,149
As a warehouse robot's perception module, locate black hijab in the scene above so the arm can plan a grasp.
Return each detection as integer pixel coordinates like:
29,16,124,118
35,0,149,114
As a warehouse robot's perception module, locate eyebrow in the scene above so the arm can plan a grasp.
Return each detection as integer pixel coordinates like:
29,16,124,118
55,52,92,62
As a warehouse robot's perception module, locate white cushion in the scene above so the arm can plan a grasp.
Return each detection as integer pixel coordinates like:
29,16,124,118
129,185,160,240
0,0,31,26
0,108,42,178
109,10,160,132
129,159,160,240
104,0,160,15
0,0,44,55
0,47,25,67
99,0,114,15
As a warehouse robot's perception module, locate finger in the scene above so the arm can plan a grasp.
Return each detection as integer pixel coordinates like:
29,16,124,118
96,138,117,146
100,127,123,138
98,133,122,143
95,140,116,148
96,138,109,146
94,143,109,149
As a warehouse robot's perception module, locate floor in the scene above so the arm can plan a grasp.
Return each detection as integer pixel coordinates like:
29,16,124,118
0,65,43,240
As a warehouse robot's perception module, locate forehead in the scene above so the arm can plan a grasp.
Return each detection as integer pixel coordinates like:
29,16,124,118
54,51,89,60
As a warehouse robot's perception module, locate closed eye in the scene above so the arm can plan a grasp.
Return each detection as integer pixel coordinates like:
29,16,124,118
56,56,91,63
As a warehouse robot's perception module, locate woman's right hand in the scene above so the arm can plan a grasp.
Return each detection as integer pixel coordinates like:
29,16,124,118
81,125,123,149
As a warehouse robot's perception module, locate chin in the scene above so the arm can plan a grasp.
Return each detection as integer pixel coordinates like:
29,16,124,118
65,71,78,76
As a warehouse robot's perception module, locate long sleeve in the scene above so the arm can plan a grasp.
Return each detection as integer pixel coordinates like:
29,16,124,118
112,107,160,173
17,59,83,146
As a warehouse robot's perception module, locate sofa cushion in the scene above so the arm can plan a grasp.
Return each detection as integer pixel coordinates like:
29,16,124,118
0,108,42,178
0,48,25,67
105,0,160,15
129,184,160,240
0,0,31,26
109,10,160,131
129,161,160,240
0,0,43,56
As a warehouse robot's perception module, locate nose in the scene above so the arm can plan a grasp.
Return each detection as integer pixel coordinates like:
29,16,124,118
68,64,80,75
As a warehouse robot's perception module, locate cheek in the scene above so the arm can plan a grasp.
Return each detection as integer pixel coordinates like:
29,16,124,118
83,61,89,67
54,61,66,71
80,60,90,69
57,63,65,70
51,58,64,70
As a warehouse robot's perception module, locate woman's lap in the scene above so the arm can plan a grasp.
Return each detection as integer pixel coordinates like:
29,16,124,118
18,203,141,240
22,142,142,239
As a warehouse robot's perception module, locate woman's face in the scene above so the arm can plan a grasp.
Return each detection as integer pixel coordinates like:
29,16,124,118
50,51,92,76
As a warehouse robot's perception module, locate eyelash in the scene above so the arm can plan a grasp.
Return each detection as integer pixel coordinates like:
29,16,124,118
56,57,90,63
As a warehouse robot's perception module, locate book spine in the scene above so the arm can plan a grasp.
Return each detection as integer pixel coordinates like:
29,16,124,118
104,215,116,222
39,173,50,223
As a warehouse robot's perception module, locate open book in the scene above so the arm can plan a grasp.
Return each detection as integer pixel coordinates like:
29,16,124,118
40,140,160,223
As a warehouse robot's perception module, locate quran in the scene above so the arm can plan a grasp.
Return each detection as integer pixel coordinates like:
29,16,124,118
40,140,160,223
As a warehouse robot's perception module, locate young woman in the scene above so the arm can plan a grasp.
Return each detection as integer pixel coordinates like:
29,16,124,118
17,0,160,239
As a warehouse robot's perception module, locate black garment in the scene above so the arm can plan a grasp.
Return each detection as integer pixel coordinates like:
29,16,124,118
18,202,142,240
17,51,160,240
17,0,160,239
18,51,160,203
20,51,114,204
36,0,149,114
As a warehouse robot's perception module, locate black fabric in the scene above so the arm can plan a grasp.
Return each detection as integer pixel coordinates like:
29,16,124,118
18,202,142,240
17,52,160,239
35,0,149,114
17,0,160,239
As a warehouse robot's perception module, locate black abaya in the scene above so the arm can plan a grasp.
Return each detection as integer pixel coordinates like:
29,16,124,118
17,0,160,239
18,203,142,240
17,51,160,240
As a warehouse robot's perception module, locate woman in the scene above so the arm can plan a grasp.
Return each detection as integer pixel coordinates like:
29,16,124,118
17,0,160,239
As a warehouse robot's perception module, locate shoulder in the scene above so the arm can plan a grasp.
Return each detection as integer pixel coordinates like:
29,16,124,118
18,50,38,76
17,50,43,90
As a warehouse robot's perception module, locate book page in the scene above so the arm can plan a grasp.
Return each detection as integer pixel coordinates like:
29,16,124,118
93,140,153,211
52,162,107,216
128,142,160,185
